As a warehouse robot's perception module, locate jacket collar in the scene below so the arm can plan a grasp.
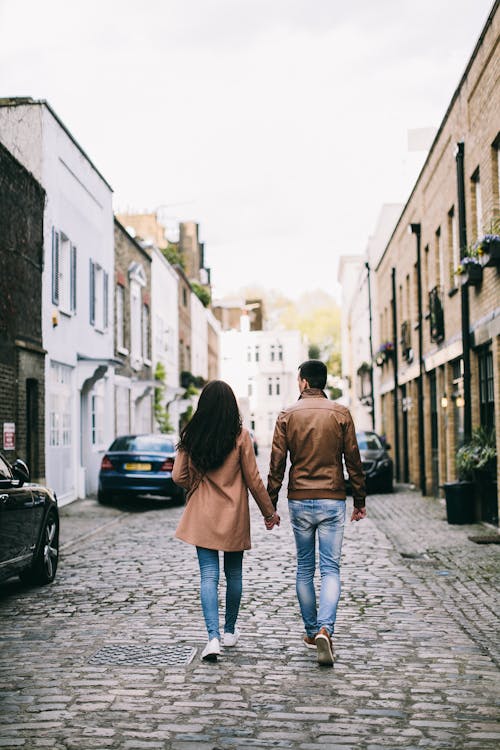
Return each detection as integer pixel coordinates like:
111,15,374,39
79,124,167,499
299,388,328,400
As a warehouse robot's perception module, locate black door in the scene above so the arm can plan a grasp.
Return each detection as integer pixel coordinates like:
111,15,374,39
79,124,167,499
429,371,439,497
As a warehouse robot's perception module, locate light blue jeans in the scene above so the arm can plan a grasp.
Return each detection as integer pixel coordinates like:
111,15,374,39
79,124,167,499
288,499,346,638
196,547,244,641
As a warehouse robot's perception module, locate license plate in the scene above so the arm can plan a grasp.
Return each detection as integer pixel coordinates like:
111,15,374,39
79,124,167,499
124,462,151,471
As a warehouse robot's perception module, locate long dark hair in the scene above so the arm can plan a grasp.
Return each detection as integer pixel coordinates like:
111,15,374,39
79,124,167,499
178,380,242,473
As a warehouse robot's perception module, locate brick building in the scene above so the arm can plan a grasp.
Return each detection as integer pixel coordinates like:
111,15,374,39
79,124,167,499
113,219,154,435
374,4,499,518
0,142,46,482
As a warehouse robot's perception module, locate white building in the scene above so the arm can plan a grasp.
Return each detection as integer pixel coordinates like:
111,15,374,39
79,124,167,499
0,98,116,503
151,247,183,433
190,293,209,382
221,317,308,446
338,204,402,433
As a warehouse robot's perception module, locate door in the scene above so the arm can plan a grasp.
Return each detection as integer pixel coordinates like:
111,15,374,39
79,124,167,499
400,384,409,483
26,378,39,479
47,362,74,501
429,371,439,497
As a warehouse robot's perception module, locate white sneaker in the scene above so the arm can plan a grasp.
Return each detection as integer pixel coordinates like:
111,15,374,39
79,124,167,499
201,638,221,661
222,628,240,647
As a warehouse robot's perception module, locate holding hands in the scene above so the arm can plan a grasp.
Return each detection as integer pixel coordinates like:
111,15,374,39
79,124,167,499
264,511,280,530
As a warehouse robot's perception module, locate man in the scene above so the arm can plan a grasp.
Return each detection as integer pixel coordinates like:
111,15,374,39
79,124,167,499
267,360,366,666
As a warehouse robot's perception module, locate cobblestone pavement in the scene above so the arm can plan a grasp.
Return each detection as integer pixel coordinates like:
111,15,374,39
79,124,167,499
0,450,499,750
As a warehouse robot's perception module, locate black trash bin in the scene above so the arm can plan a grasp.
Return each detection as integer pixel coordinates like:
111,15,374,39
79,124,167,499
443,481,475,524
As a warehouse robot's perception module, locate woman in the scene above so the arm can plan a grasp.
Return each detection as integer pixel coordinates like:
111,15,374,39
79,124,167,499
173,380,280,661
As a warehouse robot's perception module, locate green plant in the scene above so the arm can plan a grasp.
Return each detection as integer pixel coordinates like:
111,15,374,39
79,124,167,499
154,362,174,434
191,282,211,307
161,243,185,270
456,427,497,481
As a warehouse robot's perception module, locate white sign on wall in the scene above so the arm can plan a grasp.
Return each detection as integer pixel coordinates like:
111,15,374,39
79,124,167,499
3,422,15,450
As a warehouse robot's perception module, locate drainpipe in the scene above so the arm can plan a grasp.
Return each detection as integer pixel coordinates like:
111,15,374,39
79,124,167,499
455,142,472,443
410,222,426,495
391,267,400,481
365,261,376,430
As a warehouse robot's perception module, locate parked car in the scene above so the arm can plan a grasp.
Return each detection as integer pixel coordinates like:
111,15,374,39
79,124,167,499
0,452,59,585
344,430,393,494
98,434,185,504
249,429,259,456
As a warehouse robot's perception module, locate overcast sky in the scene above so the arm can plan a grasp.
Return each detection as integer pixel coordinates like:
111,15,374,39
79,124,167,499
0,0,494,300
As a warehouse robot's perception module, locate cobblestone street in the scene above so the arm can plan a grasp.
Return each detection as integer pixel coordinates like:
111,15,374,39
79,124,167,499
1,450,499,750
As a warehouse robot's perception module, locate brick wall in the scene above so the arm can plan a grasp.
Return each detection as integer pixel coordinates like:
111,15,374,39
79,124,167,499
0,141,46,480
375,7,500,504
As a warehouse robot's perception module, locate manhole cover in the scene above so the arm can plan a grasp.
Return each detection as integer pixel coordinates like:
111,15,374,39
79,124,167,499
468,535,500,544
89,644,197,666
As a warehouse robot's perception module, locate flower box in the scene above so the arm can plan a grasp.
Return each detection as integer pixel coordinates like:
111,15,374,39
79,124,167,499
455,259,483,287
477,236,500,268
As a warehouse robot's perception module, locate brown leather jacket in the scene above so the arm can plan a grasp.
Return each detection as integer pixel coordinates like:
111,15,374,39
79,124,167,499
267,388,366,508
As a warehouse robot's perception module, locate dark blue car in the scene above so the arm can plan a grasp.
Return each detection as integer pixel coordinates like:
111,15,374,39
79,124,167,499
97,434,185,504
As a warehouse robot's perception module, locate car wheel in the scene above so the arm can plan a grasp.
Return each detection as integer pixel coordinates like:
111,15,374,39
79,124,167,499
20,510,59,585
381,477,394,493
97,490,112,504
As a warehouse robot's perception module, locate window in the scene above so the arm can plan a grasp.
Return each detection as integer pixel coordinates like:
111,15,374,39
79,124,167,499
130,280,142,368
435,227,444,289
91,383,104,446
278,345,283,361
270,344,275,362
471,168,482,240
52,228,76,312
89,260,108,330
49,363,72,447
248,380,253,397
255,345,260,362
182,287,188,306
116,285,125,351
268,377,273,396
493,134,500,209
247,346,252,362
142,304,149,361
478,346,495,430
448,207,459,285
276,377,281,396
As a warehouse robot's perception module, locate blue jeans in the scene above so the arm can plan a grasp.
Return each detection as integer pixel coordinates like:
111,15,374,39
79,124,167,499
288,499,346,638
196,547,244,640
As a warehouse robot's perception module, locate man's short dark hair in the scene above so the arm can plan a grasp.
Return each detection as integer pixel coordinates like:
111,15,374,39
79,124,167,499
299,360,327,389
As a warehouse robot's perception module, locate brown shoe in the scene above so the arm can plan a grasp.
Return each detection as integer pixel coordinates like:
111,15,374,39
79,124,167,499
315,627,334,666
303,634,317,650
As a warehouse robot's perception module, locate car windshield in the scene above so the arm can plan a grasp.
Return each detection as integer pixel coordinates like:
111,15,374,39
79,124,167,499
356,433,383,451
109,436,176,452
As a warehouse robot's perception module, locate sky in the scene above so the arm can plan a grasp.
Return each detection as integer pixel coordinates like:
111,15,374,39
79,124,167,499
0,0,494,301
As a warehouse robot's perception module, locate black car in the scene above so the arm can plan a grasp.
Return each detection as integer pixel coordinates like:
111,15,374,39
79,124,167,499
0,453,59,585
344,430,394,494
98,433,185,504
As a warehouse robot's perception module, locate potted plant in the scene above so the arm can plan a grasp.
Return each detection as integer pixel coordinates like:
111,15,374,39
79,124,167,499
475,233,500,268
454,255,483,287
456,428,498,525
374,342,394,367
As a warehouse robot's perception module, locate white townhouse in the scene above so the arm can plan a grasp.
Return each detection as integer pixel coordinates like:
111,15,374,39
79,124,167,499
0,98,116,503
220,315,308,446
338,204,402,432
151,247,183,433
190,292,209,383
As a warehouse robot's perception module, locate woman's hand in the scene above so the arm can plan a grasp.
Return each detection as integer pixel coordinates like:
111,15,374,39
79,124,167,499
264,511,280,530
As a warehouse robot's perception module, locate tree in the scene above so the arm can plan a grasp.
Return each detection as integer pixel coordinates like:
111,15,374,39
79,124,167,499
308,344,321,359
191,282,211,308
161,243,185,270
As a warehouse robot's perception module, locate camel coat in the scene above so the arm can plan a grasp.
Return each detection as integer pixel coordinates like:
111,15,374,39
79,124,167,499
173,428,275,551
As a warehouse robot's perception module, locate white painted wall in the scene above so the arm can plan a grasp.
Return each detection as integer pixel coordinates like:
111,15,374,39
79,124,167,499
151,248,182,433
190,293,208,381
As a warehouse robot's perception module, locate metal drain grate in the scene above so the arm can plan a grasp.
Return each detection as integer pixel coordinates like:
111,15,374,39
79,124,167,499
89,644,197,667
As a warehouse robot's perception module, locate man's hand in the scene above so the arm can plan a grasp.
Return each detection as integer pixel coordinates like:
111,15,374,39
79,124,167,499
351,507,366,522
265,512,280,530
